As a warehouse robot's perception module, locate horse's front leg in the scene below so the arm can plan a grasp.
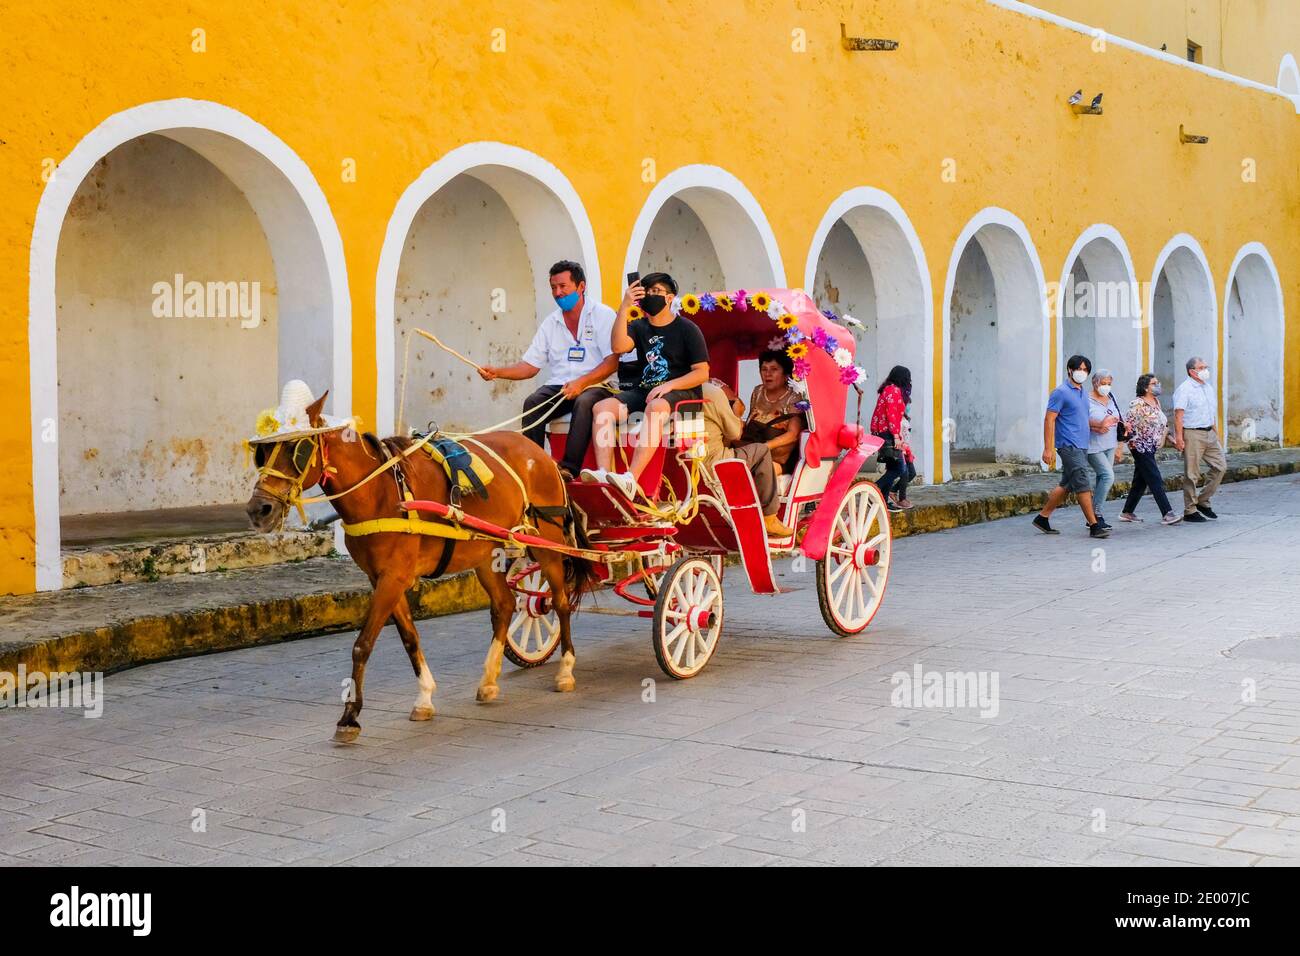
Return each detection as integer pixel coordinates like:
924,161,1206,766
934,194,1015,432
335,573,411,743
473,564,514,702
390,597,436,721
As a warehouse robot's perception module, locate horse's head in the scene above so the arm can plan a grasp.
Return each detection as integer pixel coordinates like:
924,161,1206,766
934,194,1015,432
246,391,332,532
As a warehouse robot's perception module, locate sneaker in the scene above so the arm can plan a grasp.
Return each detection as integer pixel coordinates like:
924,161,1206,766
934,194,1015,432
1119,512,1143,523
897,497,915,510
885,498,904,513
606,471,639,500
1032,515,1059,535
1089,522,1111,539
1183,511,1208,523
579,467,607,483
763,514,795,537
1161,512,1183,525
1197,505,1218,520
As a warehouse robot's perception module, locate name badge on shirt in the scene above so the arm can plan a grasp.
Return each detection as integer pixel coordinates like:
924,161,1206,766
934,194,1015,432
567,346,586,362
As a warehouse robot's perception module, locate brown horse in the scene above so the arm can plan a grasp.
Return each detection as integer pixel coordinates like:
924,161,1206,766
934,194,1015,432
245,392,595,743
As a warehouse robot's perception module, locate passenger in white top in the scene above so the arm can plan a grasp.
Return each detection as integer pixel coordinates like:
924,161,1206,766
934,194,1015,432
1171,355,1226,521
478,260,619,478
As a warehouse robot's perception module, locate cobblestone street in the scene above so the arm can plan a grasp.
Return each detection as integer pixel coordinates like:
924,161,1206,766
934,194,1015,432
3,474,1298,866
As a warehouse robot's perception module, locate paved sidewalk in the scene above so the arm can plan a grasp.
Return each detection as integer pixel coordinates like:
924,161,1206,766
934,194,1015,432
2,446,1296,677
1,473,1297,865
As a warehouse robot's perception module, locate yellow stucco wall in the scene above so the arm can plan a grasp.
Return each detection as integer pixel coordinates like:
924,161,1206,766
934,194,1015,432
1035,0,1300,84
1,0,1297,593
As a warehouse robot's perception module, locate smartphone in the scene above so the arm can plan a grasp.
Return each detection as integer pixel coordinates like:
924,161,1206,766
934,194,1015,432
626,271,640,285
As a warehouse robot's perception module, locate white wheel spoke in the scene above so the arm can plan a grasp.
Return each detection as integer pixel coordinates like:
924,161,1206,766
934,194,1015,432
829,544,853,558
863,566,882,598
833,560,856,613
854,574,867,622
670,623,691,666
507,610,527,641
866,531,887,550
828,556,854,585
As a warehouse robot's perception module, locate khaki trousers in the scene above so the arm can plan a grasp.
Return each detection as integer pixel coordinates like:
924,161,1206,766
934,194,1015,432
1182,428,1227,514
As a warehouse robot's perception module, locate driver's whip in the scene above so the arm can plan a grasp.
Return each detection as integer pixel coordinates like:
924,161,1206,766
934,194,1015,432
413,327,487,375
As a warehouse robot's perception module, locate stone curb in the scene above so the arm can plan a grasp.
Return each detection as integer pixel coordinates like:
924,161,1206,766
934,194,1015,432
2,452,1295,681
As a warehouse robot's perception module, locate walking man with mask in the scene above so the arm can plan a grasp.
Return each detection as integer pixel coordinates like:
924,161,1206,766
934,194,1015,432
478,260,619,480
1172,355,1227,522
1032,354,1111,538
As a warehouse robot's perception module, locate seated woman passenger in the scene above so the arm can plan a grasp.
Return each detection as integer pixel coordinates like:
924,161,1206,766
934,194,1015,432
741,349,804,475
700,380,795,538
582,272,709,500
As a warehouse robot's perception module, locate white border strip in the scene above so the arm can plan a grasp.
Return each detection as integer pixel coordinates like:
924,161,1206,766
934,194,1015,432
986,1,1293,99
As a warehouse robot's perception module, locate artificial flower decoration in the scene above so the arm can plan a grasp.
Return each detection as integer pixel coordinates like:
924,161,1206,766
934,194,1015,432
821,308,839,323
628,306,644,320
793,357,813,379
811,326,829,349
786,342,810,360
670,297,684,317
840,314,865,332
794,399,812,413
832,347,853,368
767,336,787,351
855,366,869,386
750,292,772,312
765,298,786,320
716,294,733,311
839,364,861,385
680,293,701,315
786,328,806,345
734,289,748,310
699,292,717,311
775,312,798,330
255,409,280,437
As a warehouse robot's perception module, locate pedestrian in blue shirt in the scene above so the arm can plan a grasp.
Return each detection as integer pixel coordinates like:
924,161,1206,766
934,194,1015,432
1032,354,1110,538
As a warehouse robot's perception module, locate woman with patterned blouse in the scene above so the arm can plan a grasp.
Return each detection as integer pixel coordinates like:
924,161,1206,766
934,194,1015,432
1120,373,1183,525
871,365,917,512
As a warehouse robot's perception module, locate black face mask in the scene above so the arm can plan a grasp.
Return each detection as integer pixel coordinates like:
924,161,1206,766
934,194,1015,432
640,294,667,318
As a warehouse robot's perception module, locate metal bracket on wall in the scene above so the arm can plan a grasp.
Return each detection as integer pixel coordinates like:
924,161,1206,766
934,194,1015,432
1179,124,1209,144
841,23,898,51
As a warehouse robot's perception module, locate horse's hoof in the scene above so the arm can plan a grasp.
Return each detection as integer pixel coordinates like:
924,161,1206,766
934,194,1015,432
409,704,436,721
476,685,499,703
555,676,576,693
333,725,361,744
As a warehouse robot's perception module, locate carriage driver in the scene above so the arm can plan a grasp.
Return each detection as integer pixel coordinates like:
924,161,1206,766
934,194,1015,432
478,260,620,480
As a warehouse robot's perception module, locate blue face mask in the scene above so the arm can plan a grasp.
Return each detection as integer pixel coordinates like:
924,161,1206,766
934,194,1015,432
555,291,580,311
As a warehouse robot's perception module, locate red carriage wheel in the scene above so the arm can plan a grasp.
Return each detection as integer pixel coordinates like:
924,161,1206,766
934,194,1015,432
816,479,891,636
652,556,725,679
504,557,562,668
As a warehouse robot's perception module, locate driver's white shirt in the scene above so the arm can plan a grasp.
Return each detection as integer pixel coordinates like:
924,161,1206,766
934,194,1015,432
522,299,617,386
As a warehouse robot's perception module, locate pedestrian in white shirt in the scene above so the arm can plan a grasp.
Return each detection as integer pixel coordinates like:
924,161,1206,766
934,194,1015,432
478,260,619,479
1171,355,1226,522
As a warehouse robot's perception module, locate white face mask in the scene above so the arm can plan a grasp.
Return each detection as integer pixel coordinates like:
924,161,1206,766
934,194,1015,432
1196,369,1211,383
1071,369,1089,384
1097,384,1112,397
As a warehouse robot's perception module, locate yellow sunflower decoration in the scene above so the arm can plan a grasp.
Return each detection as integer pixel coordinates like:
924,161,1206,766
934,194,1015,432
628,306,644,320
716,294,733,311
775,313,798,330
786,342,810,360
680,293,701,315
255,409,280,437
750,292,772,312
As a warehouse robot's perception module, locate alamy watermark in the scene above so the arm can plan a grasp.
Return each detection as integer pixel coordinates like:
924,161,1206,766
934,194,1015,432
890,663,1000,718
0,665,104,717
152,273,261,328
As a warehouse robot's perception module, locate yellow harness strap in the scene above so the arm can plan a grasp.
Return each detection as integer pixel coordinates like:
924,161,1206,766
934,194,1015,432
342,516,476,538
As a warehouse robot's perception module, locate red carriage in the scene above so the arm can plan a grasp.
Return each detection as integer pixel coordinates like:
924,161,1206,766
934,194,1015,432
481,288,894,679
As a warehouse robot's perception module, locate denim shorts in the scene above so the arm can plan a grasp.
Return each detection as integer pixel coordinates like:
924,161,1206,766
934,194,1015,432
1057,445,1092,493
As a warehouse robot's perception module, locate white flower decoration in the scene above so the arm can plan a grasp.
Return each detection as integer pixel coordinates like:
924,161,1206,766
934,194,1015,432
840,314,865,332
670,297,684,317
833,347,852,368
855,366,869,385
766,299,786,320
790,378,809,396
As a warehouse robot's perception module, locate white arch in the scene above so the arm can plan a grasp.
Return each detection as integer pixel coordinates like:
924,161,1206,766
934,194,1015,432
804,187,935,483
1055,224,1143,396
375,142,601,433
941,207,1051,481
622,164,786,291
1223,242,1285,445
1147,234,1218,400
28,98,351,591
1278,53,1300,111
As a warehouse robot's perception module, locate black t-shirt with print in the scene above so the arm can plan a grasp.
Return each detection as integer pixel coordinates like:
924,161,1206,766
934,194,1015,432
627,316,709,390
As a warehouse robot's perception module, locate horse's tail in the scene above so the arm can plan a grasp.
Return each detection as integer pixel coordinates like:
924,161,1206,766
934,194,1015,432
563,511,600,611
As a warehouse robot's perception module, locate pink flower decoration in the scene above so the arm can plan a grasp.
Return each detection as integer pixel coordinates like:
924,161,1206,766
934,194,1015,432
734,289,748,311
812,326,829,349
839,365,860,385
793,357,812,379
